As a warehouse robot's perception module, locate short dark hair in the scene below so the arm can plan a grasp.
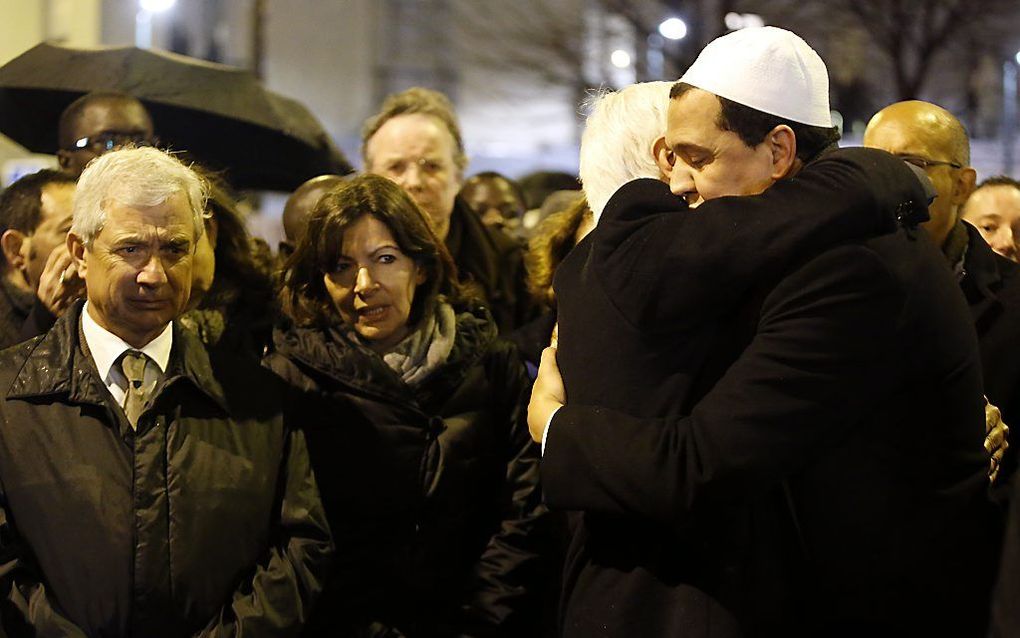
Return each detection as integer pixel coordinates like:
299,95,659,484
974,175,1020,193
0,169,76,266
283,173,463,328
669,82,840,163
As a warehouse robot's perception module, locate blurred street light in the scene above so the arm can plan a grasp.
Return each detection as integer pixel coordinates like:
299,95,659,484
136,0,177,48
658,18,687,41
611,49,632,69
1015,50,1020,66
140,0,176,11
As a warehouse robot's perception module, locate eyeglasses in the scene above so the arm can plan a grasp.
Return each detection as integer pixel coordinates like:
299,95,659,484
67,131,157,153
896,154,962,170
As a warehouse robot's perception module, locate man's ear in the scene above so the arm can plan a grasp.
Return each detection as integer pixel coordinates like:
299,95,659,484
67,232,87,279
952,167,978,207
652,136,673,179
767,125,798,180
205,215,219,247
1,230,27,270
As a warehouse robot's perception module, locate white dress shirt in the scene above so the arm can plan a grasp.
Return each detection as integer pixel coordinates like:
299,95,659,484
81,301,173,406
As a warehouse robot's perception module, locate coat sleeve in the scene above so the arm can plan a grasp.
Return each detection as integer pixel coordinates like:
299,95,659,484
593,147,928,333
543,244,906,521
195,425,334,637
0,485,88,637
456,344,551,636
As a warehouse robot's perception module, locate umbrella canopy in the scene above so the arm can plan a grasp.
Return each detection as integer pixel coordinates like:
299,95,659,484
0,42,353,191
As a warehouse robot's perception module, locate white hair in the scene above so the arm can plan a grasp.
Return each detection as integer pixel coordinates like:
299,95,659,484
579,81,672,223
72,146,209,246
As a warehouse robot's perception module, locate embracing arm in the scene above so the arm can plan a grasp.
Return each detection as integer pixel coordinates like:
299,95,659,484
196,427,333,637
593,148,928,331
543,245,905,520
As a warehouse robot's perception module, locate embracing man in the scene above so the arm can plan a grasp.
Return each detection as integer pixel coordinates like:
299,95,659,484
530,27,998,637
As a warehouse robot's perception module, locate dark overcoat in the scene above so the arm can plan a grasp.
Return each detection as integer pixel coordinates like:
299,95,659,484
0,302,332,637
960,221,1020,489
546,148,999,637
266,306,551,637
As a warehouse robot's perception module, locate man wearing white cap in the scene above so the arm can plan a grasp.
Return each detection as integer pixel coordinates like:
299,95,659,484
530,27,997,636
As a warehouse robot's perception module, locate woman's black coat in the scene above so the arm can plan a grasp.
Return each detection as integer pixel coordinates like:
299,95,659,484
265,306,549,637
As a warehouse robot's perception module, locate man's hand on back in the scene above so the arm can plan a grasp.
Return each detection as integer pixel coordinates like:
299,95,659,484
985,398,1010,484
528,346,566,443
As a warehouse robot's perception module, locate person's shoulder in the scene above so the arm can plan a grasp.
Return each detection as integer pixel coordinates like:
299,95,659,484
183,327,288,402
0,334,43,364
0,335,44,388
770,230,925,305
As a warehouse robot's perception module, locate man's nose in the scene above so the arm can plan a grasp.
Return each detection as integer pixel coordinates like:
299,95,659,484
668,165,697,203
400,163,425,190
999,229,1018,259
136,254,168,287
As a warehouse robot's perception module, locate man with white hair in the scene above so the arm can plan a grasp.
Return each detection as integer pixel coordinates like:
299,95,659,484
530,27,997,636
0,147,332,636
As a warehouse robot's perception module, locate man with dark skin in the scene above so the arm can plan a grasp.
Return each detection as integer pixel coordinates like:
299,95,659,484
460,171,526,233
57,91,155,177
864,100,1016,482
280,174,346,256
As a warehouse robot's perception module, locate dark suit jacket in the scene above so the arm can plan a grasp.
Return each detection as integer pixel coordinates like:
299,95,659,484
961,221,1020,428
547,148,998,637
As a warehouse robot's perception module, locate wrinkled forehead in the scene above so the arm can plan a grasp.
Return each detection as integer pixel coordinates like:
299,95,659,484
103,193,194,232
369,114,456,162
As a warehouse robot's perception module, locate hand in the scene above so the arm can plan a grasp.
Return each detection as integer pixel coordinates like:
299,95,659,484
527,346,565,443
35,245,84,316
984,398,1009,484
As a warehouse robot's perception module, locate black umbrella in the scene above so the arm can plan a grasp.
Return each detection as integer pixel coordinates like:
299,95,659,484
0,42,352,191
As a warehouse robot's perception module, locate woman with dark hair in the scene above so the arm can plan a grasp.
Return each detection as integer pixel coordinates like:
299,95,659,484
180,168,276,357
266,174,549,637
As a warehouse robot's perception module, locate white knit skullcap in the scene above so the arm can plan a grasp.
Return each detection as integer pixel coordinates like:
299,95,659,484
679,26,832,128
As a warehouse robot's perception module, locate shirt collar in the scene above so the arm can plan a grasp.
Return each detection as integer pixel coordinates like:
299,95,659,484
81,301,173,379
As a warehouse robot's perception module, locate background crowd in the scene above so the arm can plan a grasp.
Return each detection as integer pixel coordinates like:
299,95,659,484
0,22,1017,638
